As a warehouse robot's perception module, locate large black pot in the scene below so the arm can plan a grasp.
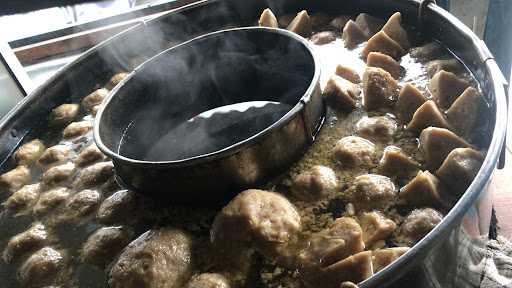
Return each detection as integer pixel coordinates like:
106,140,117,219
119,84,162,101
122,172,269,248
0,0,507,287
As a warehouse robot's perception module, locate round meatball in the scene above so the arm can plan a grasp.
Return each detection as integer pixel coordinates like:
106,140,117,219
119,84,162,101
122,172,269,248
399,208,443,245
74,144,105,167
81,226,134,267
3,183,41,214
290,165,338,201
3,223,48,263
334,136,376,166
82,88,109,111
106,72,129,90
0,165,31,192
19,247,63,286
73,161,114,189
65,189,101,219
14,139,45,165
41,162,76,187
33,188,70,216
345,174,397,211
211,189,301,260
49,104,79,126
186,273,231,288
97,190,138,224
356,116,397,142
109,228,193,288
38,145,72,168
62,121,92,139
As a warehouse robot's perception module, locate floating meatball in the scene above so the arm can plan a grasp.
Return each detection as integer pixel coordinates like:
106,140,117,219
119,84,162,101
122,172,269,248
399,208,443,245
3,223,48,264
410,42,445,62
446,87,487,138
62,121,92,139
324,75,361,111
335,65,361,84
19,247,63,286
97,190,138,224
378,146,419,178
396,83,427,123
33,187,70,216
355,13,385,37
211,189,301,261
333,136,376,166
14,139,45,165
106,72,129,90
311,31,336,45
65,189,101,219
419,127,472,169
287,10,312,37
356,116,397,142
399,171,444,207
427,58,464,78
42,162,76,187
436,148,483,197
345,174,397,211
258,8,278,28
362,31,406,61
38,145,71,168
311,12,331,28
49,103,80,126
0,165,31,192
74,144,105,167
360,211,396,247
381,12,410,49
372,247,409,272
342,20,368,48
367,52,402,79
428,70,470,109
330,15,351,30
82,88,109,112
3,183,41,214
406,100,451,134
109,228,193,288
82,226,134,267
291,165,338,201
186,273,231,288
73,161,114,190
362,67,398,110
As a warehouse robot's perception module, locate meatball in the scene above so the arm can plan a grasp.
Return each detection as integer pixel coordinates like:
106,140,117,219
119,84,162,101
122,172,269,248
436,148,484,197
345,174,397,211
419,127,472,170
81,226,134,267
19,247,63,286
428,70,470,109
324,75,361,111
399,171,444,207
41,162,76,187
446,87,487,139
258,8,278,28
62,121,92,139
0,165,31,192
64,189,101,219
73,161,114,189
82,88,109,112
378,146,419,178
397,83,427,123
97,190,138,224
342,20,368,48
399,208,443,245
38,145,72,168
362,67,399,110
356,116,397,142
14,139,45,165
186,273,231,288
3,183,41,214
106,72,129,90
287,10,312,37
367,52,402,79
333,136,376,166
290,165,338,201
49,104,80,126
109,228,193,288
3,223,48,263
211,189,301,261
406,100,451,134
362,31,406,61
311,31,336,45
359,211,396,247
74,144,105,167
33,187,70,216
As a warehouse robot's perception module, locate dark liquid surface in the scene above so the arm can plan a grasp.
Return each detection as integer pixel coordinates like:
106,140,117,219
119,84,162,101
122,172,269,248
118,101,292,161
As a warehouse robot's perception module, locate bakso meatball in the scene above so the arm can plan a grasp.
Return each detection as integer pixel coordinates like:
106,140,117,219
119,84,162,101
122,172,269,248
14,139,45,165
64,189,101,219
362,67,399,110
73,161,114,190
186,273,231,288
3,223,48,263
211,189,301,262
290,165,338,201
97,190,138,224
33,188,70,216
359,211,396,247
19,247,63,287
0,165,31,192
81,226,134,267
355,116,397,142
41,162,76,187
345,174,397,211
3,183,41,215
398,208,443,245
49,104,80,126
62,121,92,139
311,31,336,45
74,144,105,167
38,145,72,168
82,88,109,112
333,136,376,166
109,228,193,288
106,73,129,90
